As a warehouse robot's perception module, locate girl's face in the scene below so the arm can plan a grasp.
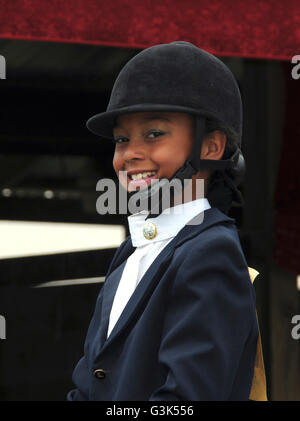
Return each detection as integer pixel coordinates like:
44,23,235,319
112,112,196,193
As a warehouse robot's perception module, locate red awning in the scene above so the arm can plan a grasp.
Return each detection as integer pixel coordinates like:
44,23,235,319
0,0,299,61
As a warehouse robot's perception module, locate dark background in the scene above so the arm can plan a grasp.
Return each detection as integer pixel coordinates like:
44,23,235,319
0,39,298,400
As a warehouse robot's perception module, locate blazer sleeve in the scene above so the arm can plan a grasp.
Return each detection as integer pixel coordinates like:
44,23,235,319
149,228,257,401
67,285,105,401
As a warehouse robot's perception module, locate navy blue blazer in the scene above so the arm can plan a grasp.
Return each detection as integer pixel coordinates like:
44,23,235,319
67,207,258,401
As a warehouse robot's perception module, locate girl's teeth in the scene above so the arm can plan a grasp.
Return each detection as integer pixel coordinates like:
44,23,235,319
130,171,156,180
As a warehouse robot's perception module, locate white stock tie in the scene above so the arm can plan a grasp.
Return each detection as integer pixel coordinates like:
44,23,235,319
107,245,149,338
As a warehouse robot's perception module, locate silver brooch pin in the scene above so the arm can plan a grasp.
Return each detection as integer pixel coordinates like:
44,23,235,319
142,222,157,240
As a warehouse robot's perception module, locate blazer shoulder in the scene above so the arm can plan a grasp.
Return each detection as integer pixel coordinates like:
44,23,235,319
172,222,254,299
176,219,249,272
185,217,241,250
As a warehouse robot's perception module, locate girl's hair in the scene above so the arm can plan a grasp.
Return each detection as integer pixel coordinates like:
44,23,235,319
203,119,243,214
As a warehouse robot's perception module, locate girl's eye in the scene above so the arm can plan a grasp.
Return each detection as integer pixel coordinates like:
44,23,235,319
147,130,164,139
113,131,164,143
113,137,129,144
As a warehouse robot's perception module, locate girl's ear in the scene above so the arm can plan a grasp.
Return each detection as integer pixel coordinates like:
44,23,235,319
200,130,226,160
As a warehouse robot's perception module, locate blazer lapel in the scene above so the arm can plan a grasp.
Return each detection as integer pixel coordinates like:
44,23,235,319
98,236,135,347
105,235,135,278
99,207,234,353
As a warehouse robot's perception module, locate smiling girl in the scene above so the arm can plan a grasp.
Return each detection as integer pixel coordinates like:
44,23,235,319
68,41,267,401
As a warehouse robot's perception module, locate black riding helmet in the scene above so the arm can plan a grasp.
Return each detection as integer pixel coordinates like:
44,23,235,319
87,41,245,216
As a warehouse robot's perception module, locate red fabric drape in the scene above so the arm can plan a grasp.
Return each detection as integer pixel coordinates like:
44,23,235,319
272,63,300,275
0,0,299,61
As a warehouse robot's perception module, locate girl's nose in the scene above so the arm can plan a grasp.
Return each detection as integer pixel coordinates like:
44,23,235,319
123,137,146,161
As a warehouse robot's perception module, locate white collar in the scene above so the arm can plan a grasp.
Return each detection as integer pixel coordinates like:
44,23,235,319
128,198,211,247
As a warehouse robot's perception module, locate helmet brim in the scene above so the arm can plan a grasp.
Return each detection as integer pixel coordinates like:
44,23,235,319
86,103,220,139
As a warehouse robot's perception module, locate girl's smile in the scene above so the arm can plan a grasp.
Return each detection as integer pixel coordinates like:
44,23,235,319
126,170,159,190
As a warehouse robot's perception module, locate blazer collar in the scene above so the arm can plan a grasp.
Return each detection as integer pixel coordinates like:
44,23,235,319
97,207,234,354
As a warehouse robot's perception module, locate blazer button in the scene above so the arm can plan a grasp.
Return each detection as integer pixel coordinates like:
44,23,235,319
93,369,106,379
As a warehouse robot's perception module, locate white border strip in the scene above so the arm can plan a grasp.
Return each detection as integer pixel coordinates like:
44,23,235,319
33,276,106,288
0,220,125,259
